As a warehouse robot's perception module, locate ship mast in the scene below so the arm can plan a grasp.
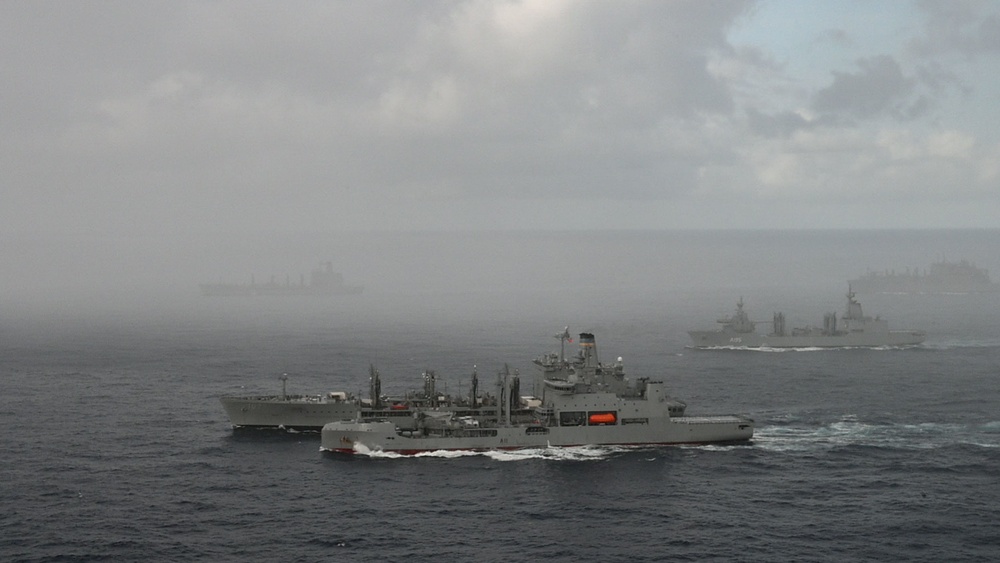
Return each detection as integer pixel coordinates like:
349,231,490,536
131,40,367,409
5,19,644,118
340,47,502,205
369,365,381,408
497,364,511,426
470,366,478,409
556,326,571,364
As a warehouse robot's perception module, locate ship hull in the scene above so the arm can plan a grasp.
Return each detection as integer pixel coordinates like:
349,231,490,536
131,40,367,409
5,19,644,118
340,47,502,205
200,285,363,296
320,417,754,454
690,290,926,349
220,396,361,430
220,396,499,431
688,330,926,348
847,279,998,294
850,259,998,294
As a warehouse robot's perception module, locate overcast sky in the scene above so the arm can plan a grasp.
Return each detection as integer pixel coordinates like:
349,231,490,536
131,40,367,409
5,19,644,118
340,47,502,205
4,0,1000,235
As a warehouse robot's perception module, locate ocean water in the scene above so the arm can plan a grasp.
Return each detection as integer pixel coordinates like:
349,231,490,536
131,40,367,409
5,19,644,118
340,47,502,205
2,230,999,562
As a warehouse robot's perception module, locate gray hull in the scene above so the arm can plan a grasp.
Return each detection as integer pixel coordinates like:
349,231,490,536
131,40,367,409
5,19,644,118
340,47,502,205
688,329,926,348
201,262,362,297
689,290,926,348
200,284,363,296
220,395,361,429
321,416,752,454
321,375,753,455
850,259,998,294
220,395,498,430
849,278,998,294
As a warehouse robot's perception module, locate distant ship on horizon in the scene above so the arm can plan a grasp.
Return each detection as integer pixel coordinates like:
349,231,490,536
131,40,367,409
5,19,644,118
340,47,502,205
200,262,363,296
849,258,998,294
688,288,925,348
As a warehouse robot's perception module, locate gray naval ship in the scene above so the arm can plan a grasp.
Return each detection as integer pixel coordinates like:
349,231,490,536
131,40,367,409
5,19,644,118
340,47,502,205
220,367,498,431
688,288,926,348
850,258,998,294
320,331,753,455
200,262,362,296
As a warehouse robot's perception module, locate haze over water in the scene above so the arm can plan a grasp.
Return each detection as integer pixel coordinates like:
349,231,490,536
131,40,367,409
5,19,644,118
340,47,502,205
3,229,999,561
5,2,1000,559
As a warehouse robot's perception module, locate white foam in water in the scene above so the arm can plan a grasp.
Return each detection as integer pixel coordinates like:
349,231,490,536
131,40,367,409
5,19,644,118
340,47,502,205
921,340,1000,350
692,345,924,352
981,421,1000,431
757,346,825,352
754,416,1000,452
688,443,748,452
346,443,635,461
692,345,884,352
488,444,643,461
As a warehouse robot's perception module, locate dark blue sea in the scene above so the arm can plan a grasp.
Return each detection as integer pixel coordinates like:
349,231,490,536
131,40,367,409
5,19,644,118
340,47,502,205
2,230,999,562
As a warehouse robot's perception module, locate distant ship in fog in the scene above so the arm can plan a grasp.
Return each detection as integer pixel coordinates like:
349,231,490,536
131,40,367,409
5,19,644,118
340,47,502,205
200,262,363,296
850,258,998,294
688,288,925,348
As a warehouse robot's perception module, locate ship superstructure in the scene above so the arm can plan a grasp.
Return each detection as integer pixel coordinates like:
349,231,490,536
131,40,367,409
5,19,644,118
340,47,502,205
201,262,362,296
688,288,925,348
850,259,998,294
220,366,498,431
321,331,753,454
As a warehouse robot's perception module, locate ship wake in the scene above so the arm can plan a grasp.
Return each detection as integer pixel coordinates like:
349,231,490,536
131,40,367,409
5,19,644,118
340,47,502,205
689,345,923,352
345,443,653,461
754,415,1000,452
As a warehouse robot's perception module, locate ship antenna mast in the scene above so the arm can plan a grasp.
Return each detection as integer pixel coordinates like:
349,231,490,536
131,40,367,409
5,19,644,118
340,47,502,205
557,326,571,363
498,364,512,426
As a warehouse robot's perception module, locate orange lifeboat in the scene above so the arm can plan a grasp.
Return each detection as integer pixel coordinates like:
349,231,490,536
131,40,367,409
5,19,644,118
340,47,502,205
588,412,616,425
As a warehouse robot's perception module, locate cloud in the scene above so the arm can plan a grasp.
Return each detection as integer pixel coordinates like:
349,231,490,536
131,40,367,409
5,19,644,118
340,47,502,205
3,1,753,231
745,109,814,138
1,1,998,234
734,125,999,205
812,55,918,120
910,0,1000,57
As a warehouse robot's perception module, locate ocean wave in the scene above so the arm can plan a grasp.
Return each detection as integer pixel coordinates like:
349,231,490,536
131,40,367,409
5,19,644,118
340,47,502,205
688,345,920,352
753,417,1000,452
343,443,668,461
916,340,1000,350
484,445,631,462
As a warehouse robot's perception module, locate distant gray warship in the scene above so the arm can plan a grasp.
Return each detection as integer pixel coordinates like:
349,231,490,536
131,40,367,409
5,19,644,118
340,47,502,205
850,258,998,294
220,367,498,431
321,331,753,455
200,262,362,296
688,289,925,348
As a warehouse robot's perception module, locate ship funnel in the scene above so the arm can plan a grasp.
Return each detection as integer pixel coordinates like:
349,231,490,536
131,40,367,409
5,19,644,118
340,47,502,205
578,333,598,367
